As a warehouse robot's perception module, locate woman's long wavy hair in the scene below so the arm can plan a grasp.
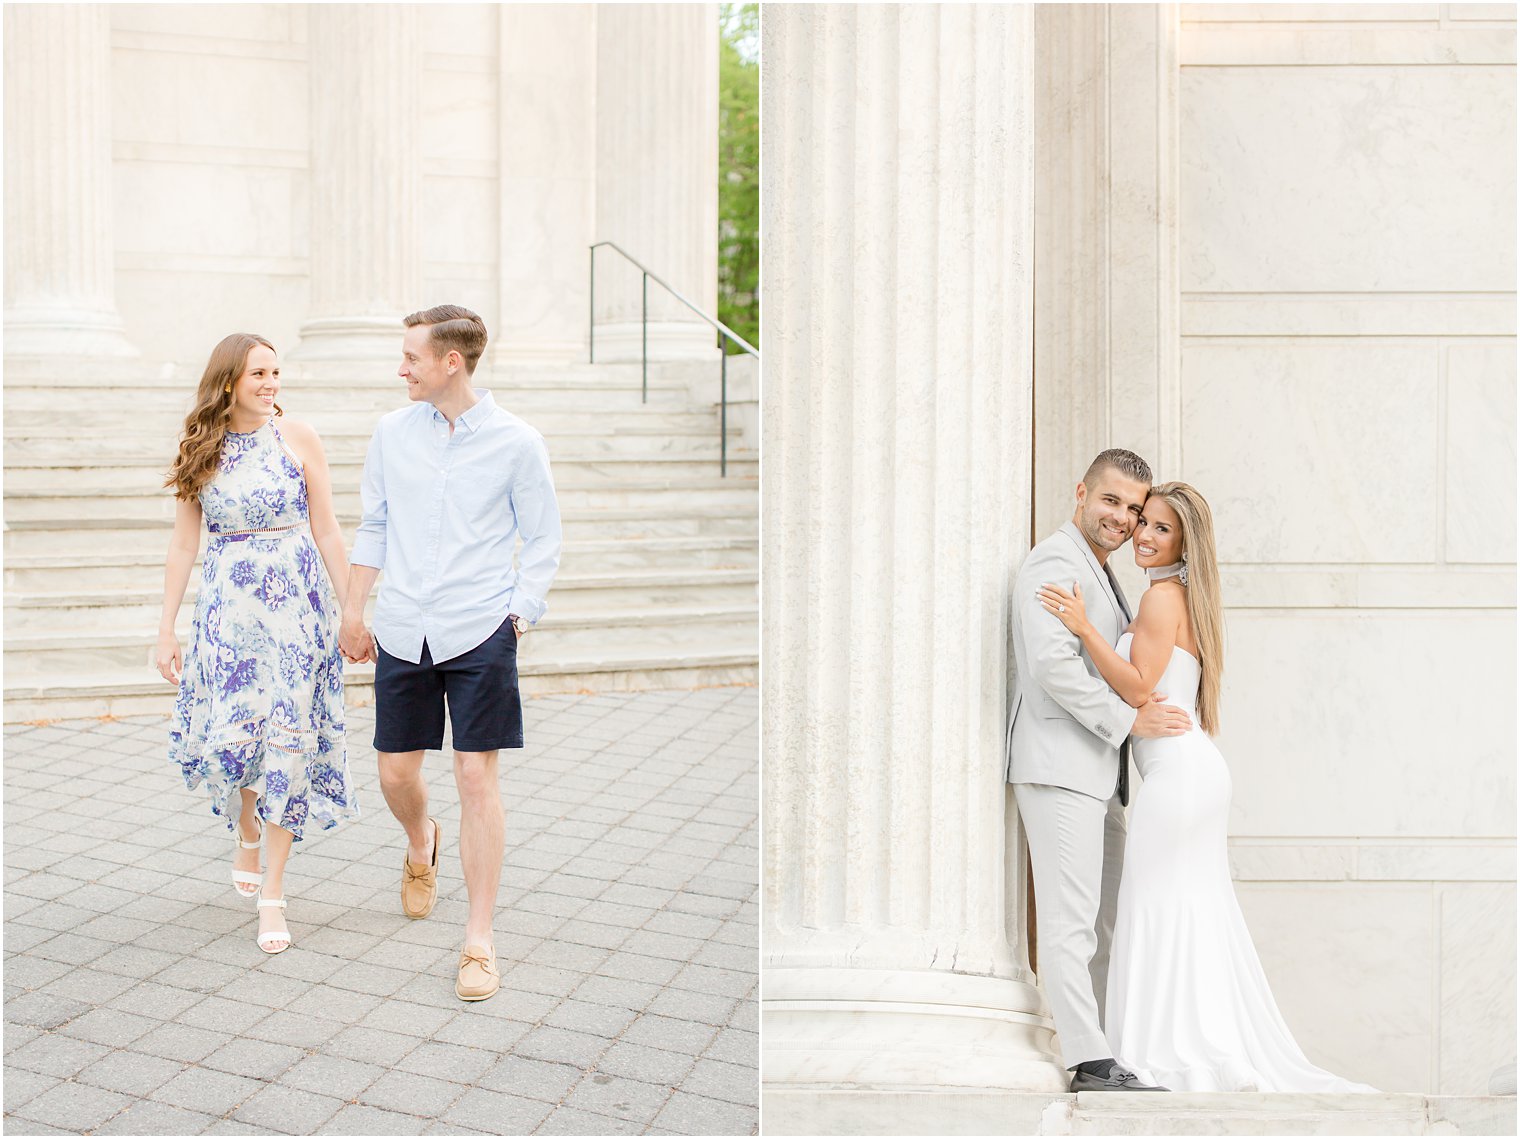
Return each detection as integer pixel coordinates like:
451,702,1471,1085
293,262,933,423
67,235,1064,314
165,333,281,500
1149,481,1225,736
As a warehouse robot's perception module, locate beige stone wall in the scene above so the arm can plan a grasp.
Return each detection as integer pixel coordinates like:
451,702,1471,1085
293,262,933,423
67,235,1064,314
1178,2,1515,1096
1036,2,1514,1096
81,3,713,365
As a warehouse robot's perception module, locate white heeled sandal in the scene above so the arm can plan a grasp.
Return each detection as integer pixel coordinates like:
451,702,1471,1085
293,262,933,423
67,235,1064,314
231,816,264,898
256,897,290,954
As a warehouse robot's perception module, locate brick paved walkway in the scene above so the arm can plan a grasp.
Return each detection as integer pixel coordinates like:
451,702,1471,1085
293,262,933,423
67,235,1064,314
3,688,758,1135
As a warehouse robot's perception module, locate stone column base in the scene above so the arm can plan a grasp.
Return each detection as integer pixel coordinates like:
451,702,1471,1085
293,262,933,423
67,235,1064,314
763,968,1066,1094
3,308,137,358
289,317,407,360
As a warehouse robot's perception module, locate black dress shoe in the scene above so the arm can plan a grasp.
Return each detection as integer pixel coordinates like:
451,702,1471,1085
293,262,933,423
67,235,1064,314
1069,1063,1169,1092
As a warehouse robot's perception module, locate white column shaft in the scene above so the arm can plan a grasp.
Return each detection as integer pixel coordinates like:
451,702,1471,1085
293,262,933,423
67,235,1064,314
3,4,136,357
296,4,420,358
762,3,1062,1093
594,4,719,360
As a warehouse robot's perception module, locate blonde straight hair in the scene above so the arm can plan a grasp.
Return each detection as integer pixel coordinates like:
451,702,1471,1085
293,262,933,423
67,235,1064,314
1149,482,1225,736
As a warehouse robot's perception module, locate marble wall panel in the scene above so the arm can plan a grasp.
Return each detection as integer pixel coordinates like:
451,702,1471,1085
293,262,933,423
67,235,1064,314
113,163,302,261
1181,342,1437,564
1235,882,1432,1093
419,4,498,59
420,68,499,166
112,3,300,42
1449,4,1519,20
114,270,308,365
1438,882,1518,1094
1180,67,1516,293
1182,4,1441,20
1217,612,1515,839
110,48,307,153
419,176,500,269
1445,343,1519,565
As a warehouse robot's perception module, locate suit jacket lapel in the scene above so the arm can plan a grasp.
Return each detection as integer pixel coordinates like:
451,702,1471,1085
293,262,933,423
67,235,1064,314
1058,520,1125,632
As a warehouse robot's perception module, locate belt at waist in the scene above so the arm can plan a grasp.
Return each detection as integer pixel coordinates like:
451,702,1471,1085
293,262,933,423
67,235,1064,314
207,521,308,541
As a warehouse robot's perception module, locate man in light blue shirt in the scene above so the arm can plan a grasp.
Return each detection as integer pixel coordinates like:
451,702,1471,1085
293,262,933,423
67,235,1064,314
340,304,562,1002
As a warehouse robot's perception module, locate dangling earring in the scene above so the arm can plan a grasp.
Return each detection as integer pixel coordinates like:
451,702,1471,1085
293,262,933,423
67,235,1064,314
1179,551,1189,586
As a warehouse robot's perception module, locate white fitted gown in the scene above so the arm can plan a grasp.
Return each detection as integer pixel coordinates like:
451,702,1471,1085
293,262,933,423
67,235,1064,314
1105,633,1376,1093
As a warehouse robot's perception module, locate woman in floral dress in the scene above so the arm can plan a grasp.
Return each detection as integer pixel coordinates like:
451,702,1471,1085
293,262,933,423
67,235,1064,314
156,333,358,953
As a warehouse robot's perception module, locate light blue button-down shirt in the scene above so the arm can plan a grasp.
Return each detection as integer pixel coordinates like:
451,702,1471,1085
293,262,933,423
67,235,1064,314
350,390,563,665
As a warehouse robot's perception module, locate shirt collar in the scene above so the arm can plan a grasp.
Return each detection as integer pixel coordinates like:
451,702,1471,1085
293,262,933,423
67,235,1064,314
434,389,496,433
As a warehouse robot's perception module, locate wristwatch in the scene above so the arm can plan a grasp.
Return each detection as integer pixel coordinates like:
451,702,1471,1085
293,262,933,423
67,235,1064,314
509,614,531,636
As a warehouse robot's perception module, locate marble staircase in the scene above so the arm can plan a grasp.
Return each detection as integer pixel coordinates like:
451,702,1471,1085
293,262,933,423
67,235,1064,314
2,355,758,721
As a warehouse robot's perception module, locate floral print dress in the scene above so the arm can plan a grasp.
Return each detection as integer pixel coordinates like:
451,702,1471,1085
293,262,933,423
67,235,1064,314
169,417,357,841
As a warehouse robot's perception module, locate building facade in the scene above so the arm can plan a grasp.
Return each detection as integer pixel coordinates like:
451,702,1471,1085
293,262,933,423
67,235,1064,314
762,2,1516,1126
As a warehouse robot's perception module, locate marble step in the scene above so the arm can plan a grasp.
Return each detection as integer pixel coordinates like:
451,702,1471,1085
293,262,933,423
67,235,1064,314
4,603,758,677
3,476,760,522
4,404,733,438
3,644,759,723
2,535,759,591
761,1090,1515,1137
5,571,759,632
3,506,759,556
3,376,699,413
3,423,746,462
2,452,758,488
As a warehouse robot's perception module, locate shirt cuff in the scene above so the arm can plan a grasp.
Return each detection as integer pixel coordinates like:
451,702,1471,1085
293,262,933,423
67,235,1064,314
350,533,385,569
508,592,548,625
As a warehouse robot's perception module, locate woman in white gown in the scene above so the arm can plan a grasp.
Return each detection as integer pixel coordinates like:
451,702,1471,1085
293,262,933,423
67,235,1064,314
1037,481,1375,1094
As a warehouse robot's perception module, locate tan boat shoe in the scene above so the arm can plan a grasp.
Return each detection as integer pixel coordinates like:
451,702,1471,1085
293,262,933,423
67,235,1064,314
456,943,500,1002
401,817,441,920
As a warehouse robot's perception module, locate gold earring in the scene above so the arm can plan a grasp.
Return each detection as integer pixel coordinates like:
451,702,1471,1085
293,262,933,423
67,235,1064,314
224,384,232,393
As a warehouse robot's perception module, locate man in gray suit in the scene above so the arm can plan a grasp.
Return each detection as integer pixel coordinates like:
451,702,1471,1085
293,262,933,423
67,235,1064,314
1006,448,1191,1092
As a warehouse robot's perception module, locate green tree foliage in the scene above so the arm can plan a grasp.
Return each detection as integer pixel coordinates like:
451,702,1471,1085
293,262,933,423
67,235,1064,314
718,3,759,353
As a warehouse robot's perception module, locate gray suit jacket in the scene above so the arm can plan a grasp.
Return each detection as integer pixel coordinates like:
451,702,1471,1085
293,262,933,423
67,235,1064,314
1004,520,1138,801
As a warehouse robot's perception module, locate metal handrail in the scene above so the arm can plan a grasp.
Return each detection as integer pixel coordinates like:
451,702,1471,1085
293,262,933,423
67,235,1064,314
588,240,758,477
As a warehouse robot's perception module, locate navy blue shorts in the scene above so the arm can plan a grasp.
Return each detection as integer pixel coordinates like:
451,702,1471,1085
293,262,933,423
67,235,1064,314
372,618,523,754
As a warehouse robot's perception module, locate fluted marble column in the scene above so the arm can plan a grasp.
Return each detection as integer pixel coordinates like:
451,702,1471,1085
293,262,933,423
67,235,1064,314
593,4,719,361
3,5,136,358
293,5,420,359
763,4,1065,1098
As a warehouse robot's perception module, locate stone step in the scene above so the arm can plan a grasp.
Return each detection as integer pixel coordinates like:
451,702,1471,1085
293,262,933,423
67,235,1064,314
3,644,759,723
2,451,757,486
2,506,758,556
5,449,758,483
4,405,733,437
3,476,760,521
4,603,757,677
4,381,698,413
761,1090,1514,1137
3,424,746,462
2,535,759,591
5,570,759,632
1068,1092,1510,1137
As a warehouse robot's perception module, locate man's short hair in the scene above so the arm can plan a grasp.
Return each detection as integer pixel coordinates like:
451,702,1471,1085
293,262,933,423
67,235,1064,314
1082,448,1152,489
403,304,488,375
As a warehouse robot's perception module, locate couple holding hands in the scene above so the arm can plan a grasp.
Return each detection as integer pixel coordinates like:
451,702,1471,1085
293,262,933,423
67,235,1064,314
155,305,561,1003
1006,448,1375,1094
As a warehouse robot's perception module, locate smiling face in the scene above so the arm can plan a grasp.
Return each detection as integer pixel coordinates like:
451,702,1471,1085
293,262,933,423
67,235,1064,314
399,323,460,404
1133,495,1184,568
231,343,280,419
1073,468,1150,560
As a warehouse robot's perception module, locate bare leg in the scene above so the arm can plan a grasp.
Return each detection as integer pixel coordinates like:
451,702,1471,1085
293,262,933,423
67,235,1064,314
377,750,434,865
453,749,502,949
233,788,261,883
259,821,294,950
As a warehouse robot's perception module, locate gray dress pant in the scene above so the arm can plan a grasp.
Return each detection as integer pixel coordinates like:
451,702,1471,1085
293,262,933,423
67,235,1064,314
1014,781,1127,1068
